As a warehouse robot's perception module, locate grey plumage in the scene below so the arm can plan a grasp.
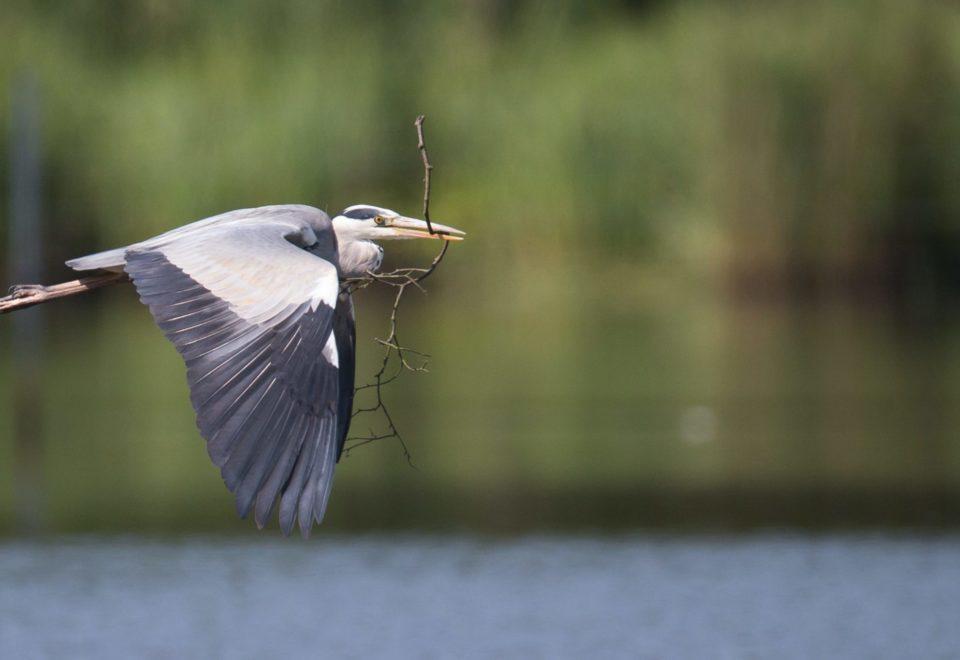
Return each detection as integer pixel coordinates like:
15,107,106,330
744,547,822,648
67,203,464,536
118,209,340,536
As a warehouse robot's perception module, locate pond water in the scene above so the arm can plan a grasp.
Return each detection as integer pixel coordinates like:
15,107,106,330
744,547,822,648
2,533,958,659
1,291,959,533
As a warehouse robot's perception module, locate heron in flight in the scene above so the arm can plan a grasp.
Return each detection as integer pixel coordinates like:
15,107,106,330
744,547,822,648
60,204,464,536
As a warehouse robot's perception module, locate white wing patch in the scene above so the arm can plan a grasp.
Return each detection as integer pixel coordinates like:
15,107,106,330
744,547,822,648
322,331,339,368
310,275,338,312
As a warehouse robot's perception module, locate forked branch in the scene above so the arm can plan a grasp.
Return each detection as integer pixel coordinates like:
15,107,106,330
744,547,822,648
342,115,451,462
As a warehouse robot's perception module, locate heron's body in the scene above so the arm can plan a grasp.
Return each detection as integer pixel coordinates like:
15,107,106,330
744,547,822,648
66,204,462,536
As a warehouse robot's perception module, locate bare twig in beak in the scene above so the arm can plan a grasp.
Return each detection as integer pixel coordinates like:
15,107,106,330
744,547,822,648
414,115,434,236
344,113,455,466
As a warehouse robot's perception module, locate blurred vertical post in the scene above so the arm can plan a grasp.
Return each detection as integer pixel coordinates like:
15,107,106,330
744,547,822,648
8,72,45,532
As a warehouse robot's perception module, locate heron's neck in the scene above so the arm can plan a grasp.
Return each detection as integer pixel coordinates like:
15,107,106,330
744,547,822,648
338,239,383,278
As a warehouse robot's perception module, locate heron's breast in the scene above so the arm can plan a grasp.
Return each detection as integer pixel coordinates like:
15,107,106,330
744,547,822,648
338,241,383,278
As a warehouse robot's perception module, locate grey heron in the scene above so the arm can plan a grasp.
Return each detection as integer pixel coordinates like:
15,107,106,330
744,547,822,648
63,204,464,536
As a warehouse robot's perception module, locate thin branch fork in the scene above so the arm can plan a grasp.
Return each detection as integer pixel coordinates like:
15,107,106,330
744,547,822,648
342,114,450,463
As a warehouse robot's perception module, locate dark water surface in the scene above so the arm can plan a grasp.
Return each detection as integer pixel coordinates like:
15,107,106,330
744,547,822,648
2,534,958,659
2,295,959,533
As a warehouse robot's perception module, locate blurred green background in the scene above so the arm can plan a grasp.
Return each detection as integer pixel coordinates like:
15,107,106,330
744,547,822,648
1,0,959,534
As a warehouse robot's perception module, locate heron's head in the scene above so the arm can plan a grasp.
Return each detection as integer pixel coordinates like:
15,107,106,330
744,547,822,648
332,205,464,243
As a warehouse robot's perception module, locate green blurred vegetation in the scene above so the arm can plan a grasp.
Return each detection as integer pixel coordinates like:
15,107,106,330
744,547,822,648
0,0,959,533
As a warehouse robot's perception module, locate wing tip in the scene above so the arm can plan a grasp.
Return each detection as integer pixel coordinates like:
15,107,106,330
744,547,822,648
254,492,273,530
280,511,295,537
299,520,313,539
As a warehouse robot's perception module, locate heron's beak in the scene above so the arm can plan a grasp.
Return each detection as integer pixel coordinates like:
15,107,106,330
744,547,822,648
387,217,465,241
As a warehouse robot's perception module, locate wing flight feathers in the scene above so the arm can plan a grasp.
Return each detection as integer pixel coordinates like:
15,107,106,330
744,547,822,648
124,219,343,536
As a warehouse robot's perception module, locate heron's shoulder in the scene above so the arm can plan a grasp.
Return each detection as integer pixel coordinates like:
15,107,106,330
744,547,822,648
230,204,332,229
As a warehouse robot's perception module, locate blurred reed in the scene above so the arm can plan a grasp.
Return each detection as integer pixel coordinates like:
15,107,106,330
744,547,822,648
0,1,956,307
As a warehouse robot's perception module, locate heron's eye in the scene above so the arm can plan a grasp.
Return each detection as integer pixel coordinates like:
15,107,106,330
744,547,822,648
374,215,386,226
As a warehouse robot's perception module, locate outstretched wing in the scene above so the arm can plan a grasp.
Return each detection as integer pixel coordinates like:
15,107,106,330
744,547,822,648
123,221,341,537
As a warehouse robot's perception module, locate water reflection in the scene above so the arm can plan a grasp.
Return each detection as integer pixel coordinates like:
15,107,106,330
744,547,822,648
1,280,957,533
